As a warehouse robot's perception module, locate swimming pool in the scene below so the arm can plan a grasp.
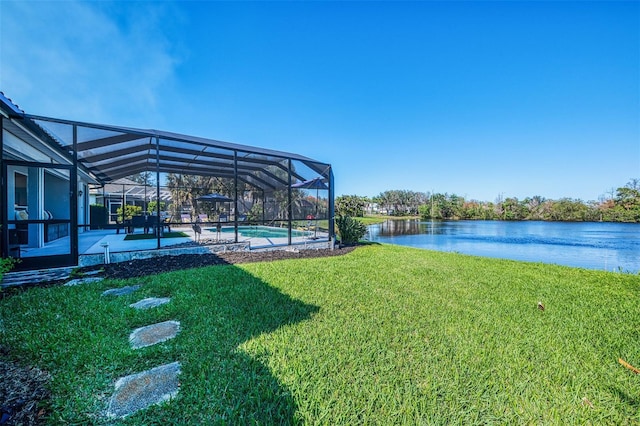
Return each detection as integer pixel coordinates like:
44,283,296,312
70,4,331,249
206,225,311,239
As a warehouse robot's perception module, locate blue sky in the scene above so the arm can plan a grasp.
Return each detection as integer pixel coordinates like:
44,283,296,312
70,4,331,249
1,1,638,202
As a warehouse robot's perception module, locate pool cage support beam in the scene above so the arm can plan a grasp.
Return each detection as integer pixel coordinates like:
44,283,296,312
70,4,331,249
329,167,335,244
262,189,266,225
120,181,127,226
70,125,79,263
287,158,292,246
233,150,239,243
0,117,5,258
156,136,161,249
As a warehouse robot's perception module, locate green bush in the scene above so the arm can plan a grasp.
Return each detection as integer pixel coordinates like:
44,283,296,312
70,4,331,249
146,201,166,215
0,257,19,281
335,215,367,245
115,205,142,221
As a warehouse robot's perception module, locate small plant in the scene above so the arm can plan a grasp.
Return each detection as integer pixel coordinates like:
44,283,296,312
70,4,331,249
335,215,367,245
69,267,84,279
0,257,20,281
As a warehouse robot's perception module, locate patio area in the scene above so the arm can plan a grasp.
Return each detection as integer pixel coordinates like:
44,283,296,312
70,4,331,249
14,224,330,267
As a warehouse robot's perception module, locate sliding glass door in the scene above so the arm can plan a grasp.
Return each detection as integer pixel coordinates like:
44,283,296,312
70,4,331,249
2,160,76,269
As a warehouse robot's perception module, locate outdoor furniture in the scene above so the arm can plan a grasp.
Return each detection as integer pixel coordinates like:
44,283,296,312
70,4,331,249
130,215,147,233
219,214,228,222
8,228,23,258
146,215,170,236
197,214,208,223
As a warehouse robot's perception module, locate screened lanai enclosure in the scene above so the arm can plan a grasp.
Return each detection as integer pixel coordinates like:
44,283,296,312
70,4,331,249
0,93,334,271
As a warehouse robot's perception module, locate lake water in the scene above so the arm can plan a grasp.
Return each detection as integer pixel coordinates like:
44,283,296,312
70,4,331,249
366,220,640,273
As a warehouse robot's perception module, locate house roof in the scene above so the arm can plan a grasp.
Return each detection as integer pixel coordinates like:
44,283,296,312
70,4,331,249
93,178,173,202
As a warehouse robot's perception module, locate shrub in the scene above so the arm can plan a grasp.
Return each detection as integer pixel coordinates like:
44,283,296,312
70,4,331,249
115,205,142,222
335,215,367,245
146,201,166,215
0,257,19,281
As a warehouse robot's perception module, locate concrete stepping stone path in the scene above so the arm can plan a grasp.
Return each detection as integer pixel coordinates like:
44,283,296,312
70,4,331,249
1,267,74,288
107,361,181,419
129,320,180,349
130,297,171,310
101,285,142,296
64,276,104,286
100,286,181,418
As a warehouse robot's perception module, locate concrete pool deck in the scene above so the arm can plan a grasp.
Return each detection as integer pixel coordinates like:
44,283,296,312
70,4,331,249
16,225,330,262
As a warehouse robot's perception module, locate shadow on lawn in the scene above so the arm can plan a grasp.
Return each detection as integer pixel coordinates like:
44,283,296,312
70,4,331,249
147,264,319,424
609,385,640,410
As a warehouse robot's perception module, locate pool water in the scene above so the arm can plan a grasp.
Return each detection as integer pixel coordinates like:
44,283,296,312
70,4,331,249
206,225,310,239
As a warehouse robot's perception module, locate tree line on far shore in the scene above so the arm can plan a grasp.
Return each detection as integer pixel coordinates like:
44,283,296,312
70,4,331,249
336,178,640,223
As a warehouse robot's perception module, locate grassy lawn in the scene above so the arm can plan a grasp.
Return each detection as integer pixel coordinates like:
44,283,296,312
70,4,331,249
356,215,420,225
1,244,639,424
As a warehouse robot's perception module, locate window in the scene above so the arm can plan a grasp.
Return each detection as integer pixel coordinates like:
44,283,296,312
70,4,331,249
15,172,27,206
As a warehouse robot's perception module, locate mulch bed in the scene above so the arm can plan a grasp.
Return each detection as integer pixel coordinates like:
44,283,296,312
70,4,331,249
102,246,356,279
0,245,357,425
0,347,50,426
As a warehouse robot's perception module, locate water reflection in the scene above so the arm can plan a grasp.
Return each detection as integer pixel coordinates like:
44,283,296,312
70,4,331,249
373,219,483,237
368,220,640,273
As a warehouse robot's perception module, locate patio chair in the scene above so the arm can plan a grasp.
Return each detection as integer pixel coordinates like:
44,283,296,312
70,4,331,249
219,214,228,222
198,214,208,223
181,214,191,223
130,215,147,233
148,215,170,236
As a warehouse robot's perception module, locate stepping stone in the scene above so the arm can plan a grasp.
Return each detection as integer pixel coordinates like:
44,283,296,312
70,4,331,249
129,320,180,349
129,297,171,310
101,285,142,296
64,277,104,286
107,361,181,418
2,268,73,287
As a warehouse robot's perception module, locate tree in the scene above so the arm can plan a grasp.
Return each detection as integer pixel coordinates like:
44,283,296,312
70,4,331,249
128,172,155,185
500,197,527,220
524,196,545,220
546,198,591,221
594,178,640,222
610,179,640,222
165,174,247,218
376,190,427,215
336,195,368,217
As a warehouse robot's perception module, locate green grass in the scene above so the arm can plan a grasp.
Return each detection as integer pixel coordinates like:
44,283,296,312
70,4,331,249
1,245,639,424
124,231,188,241
356,214,420,225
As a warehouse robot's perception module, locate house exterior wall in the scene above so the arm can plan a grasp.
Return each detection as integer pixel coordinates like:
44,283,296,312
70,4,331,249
2,118,90,253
